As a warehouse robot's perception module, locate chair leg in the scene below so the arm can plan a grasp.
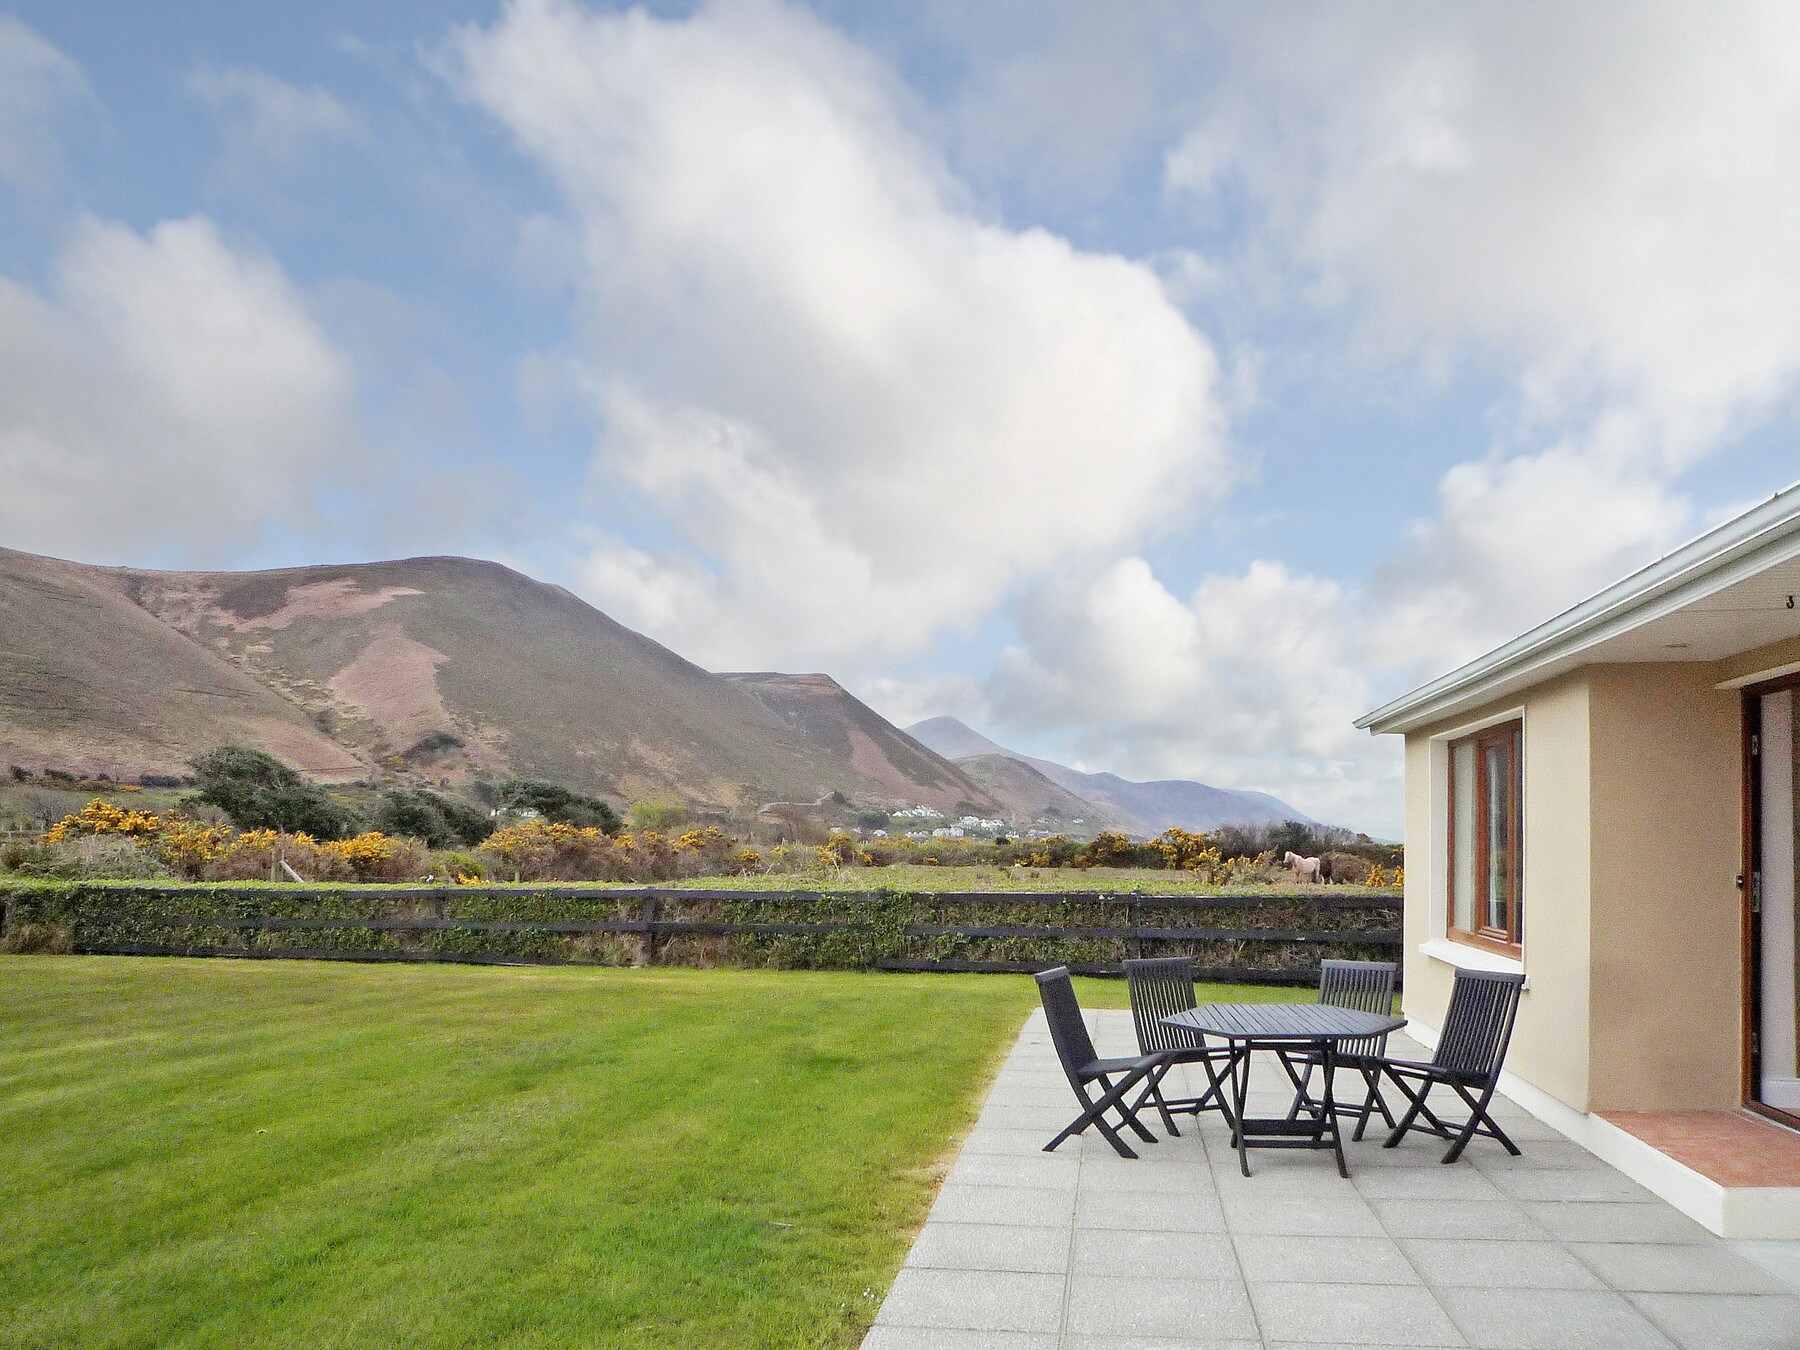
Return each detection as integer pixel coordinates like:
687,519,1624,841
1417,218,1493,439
1096,1072,1158,1144
1381,1071,1430,1148
1151,1080,1180,1136
1350,1066,1388,1142
1283,1057,1316,1123
1129,1063,1180,1136
1046,1065,1155,1159
1444,1082,1521,1161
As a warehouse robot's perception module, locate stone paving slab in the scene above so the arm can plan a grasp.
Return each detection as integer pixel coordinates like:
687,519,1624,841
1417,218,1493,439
865,1008,1800,1349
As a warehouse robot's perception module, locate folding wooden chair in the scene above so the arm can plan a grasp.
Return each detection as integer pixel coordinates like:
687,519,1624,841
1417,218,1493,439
1123,956,1234,1135
1035,966,1165,1159
1376,967,1526,1163
1279,959,1400,1139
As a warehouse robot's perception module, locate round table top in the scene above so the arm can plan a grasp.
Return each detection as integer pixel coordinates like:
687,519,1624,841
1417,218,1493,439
1162,1002,1405,1042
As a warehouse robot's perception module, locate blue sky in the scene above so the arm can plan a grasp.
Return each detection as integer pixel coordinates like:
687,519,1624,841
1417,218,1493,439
4,1,1798,836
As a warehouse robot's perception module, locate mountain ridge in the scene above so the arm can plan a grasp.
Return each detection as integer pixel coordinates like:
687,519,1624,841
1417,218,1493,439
0,546,985,812
905,714,1315,834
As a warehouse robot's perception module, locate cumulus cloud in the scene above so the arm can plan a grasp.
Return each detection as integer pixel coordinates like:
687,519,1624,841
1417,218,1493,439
0,16,87,191
190,65,361,195
987,557,1398,829
1163,0,1800,667
449,0,1231,669
0,215,356,560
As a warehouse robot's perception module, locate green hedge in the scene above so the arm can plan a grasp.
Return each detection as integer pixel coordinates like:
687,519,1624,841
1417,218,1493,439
0,881,1402,980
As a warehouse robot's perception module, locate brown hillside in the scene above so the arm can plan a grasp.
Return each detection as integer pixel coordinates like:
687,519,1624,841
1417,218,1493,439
0,549,366,780
718,673,999,814
950,752,1137,832
0,548,992,810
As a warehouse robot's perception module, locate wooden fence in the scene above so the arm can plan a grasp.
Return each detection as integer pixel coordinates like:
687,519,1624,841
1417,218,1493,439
1,884,1403,985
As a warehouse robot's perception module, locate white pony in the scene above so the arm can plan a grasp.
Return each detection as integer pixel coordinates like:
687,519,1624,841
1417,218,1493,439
1282,851,1329,884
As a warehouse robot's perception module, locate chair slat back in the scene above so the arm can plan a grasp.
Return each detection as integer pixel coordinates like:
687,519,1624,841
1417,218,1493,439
1318,959,1398,1058
1124,956,1199,1054
1035,966,1099,1080
1431,968,1526,1082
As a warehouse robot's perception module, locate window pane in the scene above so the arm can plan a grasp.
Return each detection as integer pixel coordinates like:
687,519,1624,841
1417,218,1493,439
1451,741,1476,932
1513,737,1524,941
1485,741,1511,932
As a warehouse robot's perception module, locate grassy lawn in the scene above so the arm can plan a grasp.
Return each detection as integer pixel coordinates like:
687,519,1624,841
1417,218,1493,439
0,957,1304,1349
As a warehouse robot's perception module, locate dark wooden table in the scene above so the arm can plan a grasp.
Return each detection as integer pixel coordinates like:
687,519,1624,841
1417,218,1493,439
1162,1003,1406,1177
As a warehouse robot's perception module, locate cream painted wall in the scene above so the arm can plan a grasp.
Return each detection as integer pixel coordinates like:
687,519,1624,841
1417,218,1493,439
1402,674,1594,1112
1585,665,1743,1110
1400,661,1747,1116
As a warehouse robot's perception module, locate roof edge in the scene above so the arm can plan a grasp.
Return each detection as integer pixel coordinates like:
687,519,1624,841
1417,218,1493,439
1357,479,1800,735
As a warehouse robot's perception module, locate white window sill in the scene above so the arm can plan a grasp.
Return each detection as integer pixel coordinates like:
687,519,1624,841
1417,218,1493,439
1419,938,1526,983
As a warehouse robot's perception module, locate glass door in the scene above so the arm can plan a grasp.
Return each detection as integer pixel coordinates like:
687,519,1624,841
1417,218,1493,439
1752,687,1800,1117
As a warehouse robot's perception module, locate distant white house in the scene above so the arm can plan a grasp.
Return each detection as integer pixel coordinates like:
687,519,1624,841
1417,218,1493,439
895,805,944,819
931,826,964,839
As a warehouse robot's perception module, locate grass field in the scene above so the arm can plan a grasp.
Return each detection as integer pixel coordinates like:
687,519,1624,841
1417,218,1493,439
0,957,1306,1349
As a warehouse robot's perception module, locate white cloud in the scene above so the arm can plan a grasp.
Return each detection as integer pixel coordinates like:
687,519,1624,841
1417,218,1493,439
0,17,87,191
449,0,1231,669
1164,0,1800,668
190,65,361,194
0,215,356,560
988,556,1400,832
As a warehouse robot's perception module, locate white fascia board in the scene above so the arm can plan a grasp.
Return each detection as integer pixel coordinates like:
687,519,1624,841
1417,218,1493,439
1358,480,1800,736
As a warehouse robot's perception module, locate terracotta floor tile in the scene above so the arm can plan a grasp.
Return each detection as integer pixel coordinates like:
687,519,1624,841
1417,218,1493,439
1600,1110,1800,1187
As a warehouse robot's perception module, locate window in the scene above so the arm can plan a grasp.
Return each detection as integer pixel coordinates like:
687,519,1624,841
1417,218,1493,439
1447,720,1523,956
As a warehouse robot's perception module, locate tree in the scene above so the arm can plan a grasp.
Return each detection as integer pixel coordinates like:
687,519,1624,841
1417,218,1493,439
496,779,620,832
374,788,492,848
187,745,361,839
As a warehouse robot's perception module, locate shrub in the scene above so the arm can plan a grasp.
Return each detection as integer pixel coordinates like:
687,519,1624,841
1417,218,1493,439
478,819,629,881
3,836,171,881
374,788,491,848
625,799,688,834
188,746,361,840
496,779,620,832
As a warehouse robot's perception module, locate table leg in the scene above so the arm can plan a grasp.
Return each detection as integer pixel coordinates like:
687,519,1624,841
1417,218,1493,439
1321,1039,1349,1179
1230,1038,1252,1178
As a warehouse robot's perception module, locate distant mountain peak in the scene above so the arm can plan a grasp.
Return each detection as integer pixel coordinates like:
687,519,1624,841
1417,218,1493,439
905,716,1315,835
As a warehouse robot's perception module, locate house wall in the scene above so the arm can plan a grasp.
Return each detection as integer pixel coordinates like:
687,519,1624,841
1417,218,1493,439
1585,665,1742,1111
1401,662,1746,1116
1402,673,1594,1112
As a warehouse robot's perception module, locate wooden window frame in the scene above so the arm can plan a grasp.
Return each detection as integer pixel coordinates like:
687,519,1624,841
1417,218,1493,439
1447,719,1524,958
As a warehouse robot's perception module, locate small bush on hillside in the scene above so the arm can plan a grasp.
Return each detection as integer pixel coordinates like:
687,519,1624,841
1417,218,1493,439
187,746,361,840
374,788,491,848
496,779,621,832
625,799,688,834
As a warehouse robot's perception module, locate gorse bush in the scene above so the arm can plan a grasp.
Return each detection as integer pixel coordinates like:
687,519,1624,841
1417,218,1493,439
12,798,1407,888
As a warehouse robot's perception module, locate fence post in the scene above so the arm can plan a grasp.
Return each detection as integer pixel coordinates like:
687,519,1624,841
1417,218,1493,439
642,893,658,967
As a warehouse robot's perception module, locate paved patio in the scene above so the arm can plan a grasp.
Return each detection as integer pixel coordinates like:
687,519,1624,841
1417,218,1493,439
864,1009,1800,1349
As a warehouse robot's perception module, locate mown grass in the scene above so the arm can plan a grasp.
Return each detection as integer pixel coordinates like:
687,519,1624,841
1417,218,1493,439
0,957,1302,1349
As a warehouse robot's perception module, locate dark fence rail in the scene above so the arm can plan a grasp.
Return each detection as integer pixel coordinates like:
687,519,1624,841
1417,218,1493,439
0,884,1403,985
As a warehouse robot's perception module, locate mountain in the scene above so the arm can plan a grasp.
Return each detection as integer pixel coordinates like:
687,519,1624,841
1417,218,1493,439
949,752,1137,832
0,549,364,781
718,673,997,813
0,547,987,812
906,715,1315,834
